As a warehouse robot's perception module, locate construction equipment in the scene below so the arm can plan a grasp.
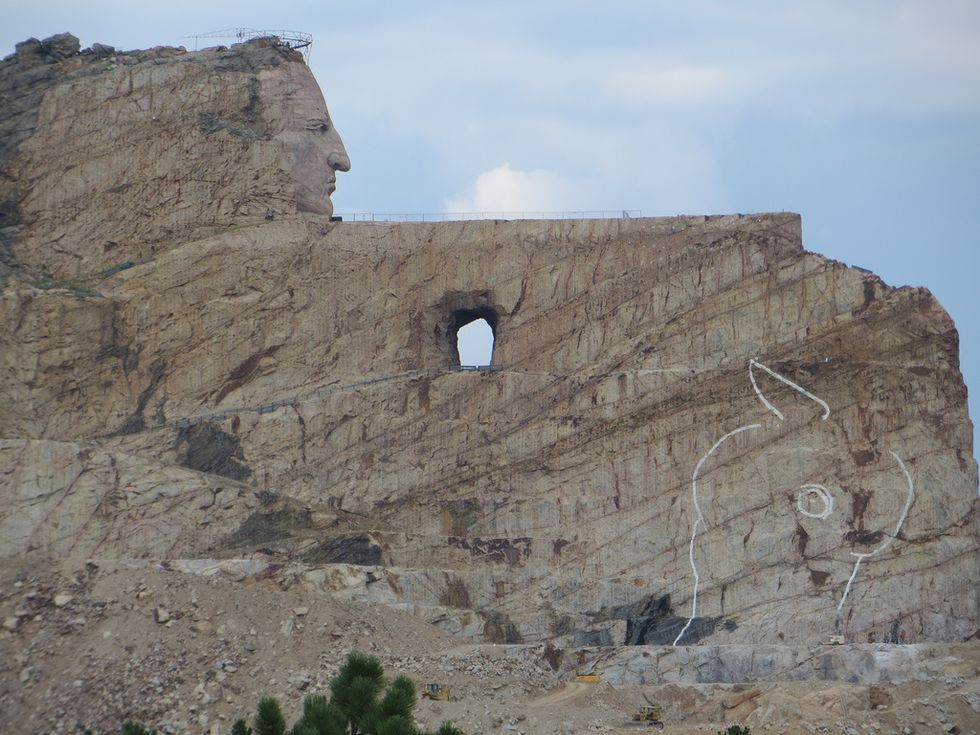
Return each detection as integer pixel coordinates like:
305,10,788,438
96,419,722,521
421,683,450,701
629,704,665,730
187,28,313,60
574,674,601,682
827,635,845,645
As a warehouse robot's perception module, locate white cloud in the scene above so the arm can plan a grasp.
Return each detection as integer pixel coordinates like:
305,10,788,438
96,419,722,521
443,164,577,214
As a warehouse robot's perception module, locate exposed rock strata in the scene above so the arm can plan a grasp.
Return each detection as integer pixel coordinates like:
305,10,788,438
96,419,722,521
590,642,978,685
0,439,260,563
0,35,977,656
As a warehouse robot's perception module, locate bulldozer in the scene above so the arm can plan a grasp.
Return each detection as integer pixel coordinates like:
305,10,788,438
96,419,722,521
628,704,665,730
421,682,450,701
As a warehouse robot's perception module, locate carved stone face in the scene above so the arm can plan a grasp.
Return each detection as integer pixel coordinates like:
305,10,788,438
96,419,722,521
260,61,351,216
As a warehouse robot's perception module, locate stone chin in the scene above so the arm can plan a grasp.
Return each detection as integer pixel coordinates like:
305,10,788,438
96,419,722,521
292,175,336,216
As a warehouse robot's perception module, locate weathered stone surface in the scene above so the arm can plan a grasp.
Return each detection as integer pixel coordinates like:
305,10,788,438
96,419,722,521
589,642,979,685
63,212,971,645
0,35,976,654
0,439,260,564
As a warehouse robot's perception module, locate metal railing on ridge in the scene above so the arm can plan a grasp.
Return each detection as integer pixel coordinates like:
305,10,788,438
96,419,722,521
334,210,642,222
187,28,313,60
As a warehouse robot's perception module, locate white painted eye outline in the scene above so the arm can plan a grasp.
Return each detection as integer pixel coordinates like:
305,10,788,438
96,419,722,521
797,483,834,520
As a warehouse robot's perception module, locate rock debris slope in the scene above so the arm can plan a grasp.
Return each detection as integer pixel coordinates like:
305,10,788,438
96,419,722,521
1,34,977,665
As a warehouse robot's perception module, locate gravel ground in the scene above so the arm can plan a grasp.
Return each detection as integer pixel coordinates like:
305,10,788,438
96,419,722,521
2,560,979,735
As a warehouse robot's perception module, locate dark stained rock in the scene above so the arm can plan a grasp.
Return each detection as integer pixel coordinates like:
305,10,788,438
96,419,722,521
300,533,383,565
39,33,80,60
482,610,523,644
89,43,115,58
226,506,313,547
175,422,251,480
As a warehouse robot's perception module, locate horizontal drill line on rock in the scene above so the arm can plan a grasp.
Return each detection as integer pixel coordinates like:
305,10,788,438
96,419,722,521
101,362,786,438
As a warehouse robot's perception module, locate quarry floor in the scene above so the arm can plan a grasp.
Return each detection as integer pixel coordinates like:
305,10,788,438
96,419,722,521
1,560,978,735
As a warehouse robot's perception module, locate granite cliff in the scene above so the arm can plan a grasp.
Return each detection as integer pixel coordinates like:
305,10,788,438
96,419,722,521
1,33,977,663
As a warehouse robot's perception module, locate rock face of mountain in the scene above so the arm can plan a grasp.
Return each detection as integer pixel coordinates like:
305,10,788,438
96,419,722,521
1,35,977,652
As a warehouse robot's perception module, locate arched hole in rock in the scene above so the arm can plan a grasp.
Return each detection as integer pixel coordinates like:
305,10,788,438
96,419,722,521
452,308,497,367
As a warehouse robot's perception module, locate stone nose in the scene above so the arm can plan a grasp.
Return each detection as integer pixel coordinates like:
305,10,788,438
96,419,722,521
328,147,351,173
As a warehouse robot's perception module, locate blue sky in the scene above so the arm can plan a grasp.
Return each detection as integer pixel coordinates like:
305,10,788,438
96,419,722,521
3,1,978,461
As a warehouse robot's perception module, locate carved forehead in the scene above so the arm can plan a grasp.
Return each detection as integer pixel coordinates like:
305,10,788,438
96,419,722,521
257,62,330,133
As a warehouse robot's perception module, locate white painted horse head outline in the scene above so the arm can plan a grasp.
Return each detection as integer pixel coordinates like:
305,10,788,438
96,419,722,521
673,358,915,645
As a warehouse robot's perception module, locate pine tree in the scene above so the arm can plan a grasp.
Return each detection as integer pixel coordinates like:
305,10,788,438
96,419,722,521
329,652,385,735
216,652,465,735
121,723,158,735
296,693,346,735
375,676,417,721
374,715,417,735
254,696,288,735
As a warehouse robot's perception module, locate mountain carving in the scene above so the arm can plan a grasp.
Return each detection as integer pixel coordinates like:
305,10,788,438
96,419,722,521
1,34,977,657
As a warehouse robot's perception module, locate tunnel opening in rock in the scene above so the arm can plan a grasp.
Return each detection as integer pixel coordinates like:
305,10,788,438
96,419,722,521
451,307,497,367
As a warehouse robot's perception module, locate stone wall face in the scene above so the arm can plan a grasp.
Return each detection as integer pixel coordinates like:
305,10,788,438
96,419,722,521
1,36,976,649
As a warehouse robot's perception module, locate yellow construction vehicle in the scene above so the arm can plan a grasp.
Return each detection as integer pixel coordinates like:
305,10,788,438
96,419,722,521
629,704,665,730
421,682,450,701
574,674,601,682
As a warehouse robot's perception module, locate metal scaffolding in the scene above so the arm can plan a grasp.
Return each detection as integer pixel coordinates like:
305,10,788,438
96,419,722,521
187,28,313,60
